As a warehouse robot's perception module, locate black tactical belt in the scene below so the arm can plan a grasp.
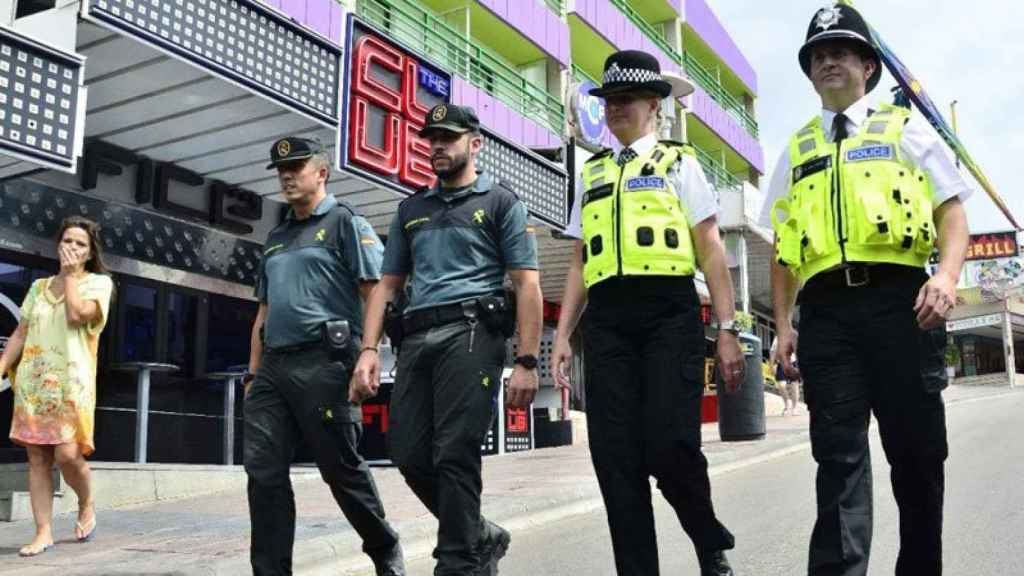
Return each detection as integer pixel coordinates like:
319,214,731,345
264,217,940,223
803,263,925,293
401,301,473,336
264,340,323,355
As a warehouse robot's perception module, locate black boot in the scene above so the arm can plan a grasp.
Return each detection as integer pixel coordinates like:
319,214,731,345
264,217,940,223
474,520,511,576
697,549,734,576
371,541,406,576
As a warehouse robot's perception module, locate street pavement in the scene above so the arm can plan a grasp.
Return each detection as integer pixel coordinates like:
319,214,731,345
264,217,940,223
0,383,1015,575
406,384,1024,576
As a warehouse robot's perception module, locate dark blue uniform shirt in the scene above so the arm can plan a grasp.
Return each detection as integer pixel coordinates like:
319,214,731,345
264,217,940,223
382,172,537,312
256,195,383,347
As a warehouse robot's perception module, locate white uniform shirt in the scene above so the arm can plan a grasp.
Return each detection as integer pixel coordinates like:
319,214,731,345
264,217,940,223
758,95,972,229
564,133,720,240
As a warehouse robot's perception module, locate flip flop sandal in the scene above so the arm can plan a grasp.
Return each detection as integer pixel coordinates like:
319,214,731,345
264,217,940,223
18,541,53,557
76,515,97,542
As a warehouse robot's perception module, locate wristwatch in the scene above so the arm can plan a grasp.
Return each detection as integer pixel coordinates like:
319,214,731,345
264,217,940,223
514,354,539,370
716,320,740,336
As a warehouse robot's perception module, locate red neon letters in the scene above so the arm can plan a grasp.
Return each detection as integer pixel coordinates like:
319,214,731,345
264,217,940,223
349,34,436,190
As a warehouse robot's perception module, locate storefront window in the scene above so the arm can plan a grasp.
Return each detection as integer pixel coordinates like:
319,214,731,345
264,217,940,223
206,293,257,373
117,283,157,362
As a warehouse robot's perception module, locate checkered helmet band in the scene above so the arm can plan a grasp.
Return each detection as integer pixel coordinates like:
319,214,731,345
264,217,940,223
602,65,662,85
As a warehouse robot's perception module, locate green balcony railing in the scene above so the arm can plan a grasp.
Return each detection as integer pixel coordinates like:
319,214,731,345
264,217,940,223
572,64,599,85
603,0,758,140
694,145,743,192
606,0,679,68
357,0,565,136
683,52,758,138
543,0,564,16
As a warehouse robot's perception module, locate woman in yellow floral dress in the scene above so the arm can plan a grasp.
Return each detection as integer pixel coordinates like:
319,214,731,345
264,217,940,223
0,216,113,556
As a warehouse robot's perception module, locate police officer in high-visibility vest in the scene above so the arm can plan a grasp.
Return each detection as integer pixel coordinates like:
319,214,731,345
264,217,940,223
761,5,970,575
552,50,744,576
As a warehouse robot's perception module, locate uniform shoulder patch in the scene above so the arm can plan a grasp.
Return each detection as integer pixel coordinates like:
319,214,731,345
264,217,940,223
588,147,614,161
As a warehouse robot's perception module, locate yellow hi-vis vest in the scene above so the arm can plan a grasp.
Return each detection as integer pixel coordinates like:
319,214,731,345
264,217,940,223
769,104,936,283
580,141,696,288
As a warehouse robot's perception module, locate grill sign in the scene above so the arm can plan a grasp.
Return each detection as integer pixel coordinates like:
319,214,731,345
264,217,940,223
966,231,1019,261
339,17,450,194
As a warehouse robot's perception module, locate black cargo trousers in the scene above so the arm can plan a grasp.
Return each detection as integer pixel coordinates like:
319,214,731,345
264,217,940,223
797,265,948,576
388,317,505,576
243,344,399,576
581,276,735,576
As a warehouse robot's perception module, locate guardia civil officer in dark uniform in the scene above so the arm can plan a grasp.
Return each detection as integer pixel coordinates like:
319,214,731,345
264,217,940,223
244,137,405,576
551,50,744,576
762,5,970,575
351,104,543,576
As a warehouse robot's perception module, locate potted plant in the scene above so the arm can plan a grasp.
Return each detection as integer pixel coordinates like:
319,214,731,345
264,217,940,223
944,343,960,380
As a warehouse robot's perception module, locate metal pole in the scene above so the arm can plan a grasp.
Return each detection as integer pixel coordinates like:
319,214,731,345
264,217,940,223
738,234,750,314
135,368,150,463
1005,304,1016,388
950,100,961,168
223,376,238,465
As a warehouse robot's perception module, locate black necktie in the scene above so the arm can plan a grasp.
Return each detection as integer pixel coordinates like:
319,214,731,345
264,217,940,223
832,113,849,143
617,147,637,166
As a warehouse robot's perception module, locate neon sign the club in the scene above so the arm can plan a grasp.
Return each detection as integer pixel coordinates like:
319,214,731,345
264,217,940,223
341,18,451,194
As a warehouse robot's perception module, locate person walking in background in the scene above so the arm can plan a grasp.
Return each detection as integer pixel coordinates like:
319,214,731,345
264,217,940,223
770,336,801,416
0,216,114,556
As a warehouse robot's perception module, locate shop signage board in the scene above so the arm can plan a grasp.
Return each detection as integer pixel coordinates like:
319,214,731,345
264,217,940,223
0,25,86,173
946,313,1003,333
966,231,1019,261
83,0,341,126
572,79,608,148
0,179,264,285
338,16,568,228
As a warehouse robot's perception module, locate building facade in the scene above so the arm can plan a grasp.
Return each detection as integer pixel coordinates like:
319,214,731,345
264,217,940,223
0,0,761,463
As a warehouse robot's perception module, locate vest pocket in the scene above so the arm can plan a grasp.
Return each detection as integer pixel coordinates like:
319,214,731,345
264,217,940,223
771,198,801,266
913,186,936,256
853,185,894,246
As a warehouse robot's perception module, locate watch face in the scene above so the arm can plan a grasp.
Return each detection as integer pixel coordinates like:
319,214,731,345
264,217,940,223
516,355,538,369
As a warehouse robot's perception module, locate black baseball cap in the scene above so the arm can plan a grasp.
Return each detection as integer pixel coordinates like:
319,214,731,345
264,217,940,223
418,104,480,137
266,136,324,169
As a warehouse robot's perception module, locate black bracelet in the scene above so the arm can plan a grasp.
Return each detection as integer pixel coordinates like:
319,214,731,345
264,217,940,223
360,346,379,355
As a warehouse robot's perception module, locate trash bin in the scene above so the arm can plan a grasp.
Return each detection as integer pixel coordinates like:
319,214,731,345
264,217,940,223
716,333,765,441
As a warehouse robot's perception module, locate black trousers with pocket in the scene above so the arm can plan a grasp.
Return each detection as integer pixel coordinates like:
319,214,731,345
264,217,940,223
388,319,505,576
582,276,735,576
243,345,398,576
797,266,948,576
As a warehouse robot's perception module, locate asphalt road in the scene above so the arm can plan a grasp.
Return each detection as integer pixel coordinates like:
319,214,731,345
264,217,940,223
408,390,1024,575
